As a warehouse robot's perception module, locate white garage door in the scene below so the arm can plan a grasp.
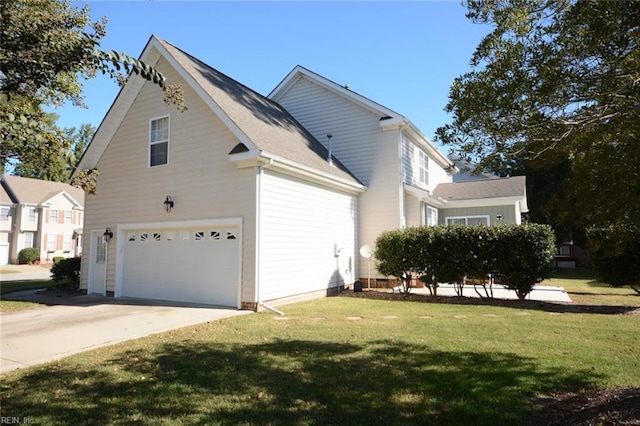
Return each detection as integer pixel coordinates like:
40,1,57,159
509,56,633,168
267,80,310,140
122,225,240,307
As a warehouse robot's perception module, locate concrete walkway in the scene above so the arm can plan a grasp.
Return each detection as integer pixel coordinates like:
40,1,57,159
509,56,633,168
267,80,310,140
408,283,572,302
1,291,251,374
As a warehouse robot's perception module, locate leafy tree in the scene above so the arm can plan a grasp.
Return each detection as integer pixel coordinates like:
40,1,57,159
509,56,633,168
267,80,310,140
436,0,640,230
1,0,186,190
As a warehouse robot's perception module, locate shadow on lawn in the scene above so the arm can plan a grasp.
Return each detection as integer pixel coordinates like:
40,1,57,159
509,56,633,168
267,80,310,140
2,339,596,425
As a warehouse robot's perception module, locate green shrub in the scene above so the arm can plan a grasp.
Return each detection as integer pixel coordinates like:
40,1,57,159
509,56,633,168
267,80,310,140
52,256,65,264
51,257,81,289
18,247,40,264
588,221,640,294
492,224,556,300
375,223,556,300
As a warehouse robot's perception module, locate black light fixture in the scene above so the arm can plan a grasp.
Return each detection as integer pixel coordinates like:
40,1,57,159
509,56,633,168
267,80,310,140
103,227,114,243
496,214,503,221
164,196,174,213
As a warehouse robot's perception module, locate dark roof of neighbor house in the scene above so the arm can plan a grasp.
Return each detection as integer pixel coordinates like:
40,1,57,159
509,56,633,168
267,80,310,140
434,176,526,201
157,38,361,186
0,175,85,206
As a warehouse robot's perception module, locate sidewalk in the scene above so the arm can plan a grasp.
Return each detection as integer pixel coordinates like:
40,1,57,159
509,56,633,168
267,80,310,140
0,264,53,282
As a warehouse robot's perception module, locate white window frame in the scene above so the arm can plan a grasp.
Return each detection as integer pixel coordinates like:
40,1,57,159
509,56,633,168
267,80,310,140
445,215,490,226
24,232,34,248
149,115,170,167
65,211,73,224
419,150,429,185
63,233,72,251
0,207,9,221
47,233,57,251
28,207,37,222
424,205,438,226
49,209,58,223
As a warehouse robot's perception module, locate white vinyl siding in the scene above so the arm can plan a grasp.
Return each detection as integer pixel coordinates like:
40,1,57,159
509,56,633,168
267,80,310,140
274,76,380,186
80,58,257,300
259,171,357,302
149,115,169,167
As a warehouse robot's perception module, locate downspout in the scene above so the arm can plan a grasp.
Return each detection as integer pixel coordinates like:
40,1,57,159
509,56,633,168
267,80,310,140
254,159,284,314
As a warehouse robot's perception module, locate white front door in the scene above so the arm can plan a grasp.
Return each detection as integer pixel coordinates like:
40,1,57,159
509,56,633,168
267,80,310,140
88,231,107,295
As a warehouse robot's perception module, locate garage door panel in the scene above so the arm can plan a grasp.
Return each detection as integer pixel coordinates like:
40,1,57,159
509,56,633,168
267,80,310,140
122,226,239,307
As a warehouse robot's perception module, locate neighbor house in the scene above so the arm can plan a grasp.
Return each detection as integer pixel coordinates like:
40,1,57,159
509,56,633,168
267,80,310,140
73,35,528,309
0,175,84,265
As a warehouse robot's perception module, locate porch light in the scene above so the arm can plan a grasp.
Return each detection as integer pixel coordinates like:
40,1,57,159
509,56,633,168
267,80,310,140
103,228,114,243
496,214,503,221
164,196,174,213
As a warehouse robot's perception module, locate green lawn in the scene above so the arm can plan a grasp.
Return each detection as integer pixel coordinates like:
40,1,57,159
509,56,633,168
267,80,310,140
1,269,638,425
0,279,73,312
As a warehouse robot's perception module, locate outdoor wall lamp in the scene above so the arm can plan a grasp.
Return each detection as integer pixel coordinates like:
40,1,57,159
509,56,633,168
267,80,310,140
103,227,114,243
164,196,174,213
496,214,503,221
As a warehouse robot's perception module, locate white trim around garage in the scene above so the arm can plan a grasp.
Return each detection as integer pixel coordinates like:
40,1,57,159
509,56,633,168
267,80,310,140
114,217,243,308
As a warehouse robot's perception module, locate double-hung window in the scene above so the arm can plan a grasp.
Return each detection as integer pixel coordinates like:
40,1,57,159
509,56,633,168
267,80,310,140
0,207,9,221
149,116,170,167
419,150,429,186
49,209,58,223
424,205,438,226
28,208,37,222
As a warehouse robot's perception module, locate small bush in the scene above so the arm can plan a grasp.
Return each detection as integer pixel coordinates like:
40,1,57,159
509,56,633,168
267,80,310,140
52,256,65,264
51,257,81,289
18,247,40,264
588,221,640,294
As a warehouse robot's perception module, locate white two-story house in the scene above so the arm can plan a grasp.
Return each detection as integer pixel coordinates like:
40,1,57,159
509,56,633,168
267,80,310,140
73,36,527,309
0,175,84,265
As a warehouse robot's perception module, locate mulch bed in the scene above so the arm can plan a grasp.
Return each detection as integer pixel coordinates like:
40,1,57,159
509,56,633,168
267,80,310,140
339,289,640,425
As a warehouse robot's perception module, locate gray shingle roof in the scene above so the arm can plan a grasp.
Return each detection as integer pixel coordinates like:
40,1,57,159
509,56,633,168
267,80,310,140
158,39,361,185
0,175,85,206
434,176,526,201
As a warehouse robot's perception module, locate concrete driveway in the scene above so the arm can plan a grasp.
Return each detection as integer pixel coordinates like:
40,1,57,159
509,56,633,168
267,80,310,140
1,291,251,374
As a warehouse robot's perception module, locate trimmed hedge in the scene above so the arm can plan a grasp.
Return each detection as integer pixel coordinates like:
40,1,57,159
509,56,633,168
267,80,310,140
375,224,556,300
18,247,40,264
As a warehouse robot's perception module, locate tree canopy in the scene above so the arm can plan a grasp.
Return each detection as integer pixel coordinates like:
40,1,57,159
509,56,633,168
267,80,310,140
1,0,185,190
436,0,640,229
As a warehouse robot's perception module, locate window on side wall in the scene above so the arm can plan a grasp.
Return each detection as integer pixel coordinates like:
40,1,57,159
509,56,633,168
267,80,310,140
49,209,58,223
0,207,9,221
149,116,170,167
24,232,34,248
446,216,489,226
424,205,438,226
419,150,429,186
28,208,37,222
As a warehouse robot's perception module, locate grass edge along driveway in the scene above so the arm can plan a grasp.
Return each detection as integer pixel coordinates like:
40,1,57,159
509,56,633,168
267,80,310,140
1,280,638,425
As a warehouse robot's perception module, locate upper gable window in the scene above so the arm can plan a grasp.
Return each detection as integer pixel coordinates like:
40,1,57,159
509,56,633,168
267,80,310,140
419,150,429,185
149,116,170,167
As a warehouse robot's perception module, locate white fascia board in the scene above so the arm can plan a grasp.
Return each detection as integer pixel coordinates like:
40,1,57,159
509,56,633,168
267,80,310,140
261,153,367,194
442,196,525,209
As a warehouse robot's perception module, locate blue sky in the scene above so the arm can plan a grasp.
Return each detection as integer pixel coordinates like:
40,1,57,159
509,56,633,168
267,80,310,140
58,1,492,146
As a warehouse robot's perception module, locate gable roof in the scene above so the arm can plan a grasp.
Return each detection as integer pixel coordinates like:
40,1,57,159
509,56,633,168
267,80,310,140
434,176,526,201
0,175,85,207
75,36,362,189
269,65,454,170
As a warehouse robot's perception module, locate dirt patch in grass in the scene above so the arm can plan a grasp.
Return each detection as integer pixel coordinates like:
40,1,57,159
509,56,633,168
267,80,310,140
339,289,640,424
